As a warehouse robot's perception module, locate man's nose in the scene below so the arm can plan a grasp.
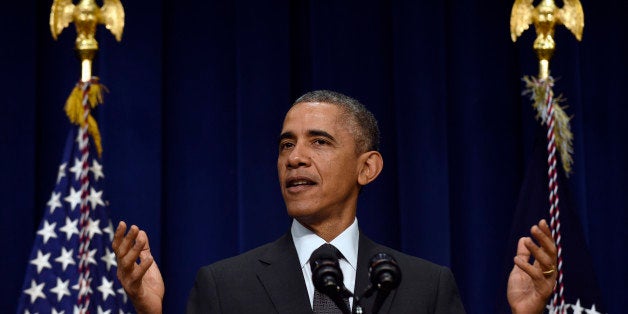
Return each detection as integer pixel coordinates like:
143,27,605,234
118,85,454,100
287,143,311,168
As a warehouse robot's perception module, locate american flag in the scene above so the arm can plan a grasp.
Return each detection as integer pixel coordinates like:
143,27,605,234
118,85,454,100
17,124,133,313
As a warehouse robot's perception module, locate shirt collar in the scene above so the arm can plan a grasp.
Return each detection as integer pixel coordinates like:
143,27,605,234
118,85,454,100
291,218,359,271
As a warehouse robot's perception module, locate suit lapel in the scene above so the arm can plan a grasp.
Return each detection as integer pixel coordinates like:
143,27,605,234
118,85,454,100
256,233,313,314
354,232,396,314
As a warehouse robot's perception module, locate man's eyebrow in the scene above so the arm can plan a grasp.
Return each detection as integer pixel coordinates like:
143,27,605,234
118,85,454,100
308,129,336,142
278,130,337,143
278,131,295,143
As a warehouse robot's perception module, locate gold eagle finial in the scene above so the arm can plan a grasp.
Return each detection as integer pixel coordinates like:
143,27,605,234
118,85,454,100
50,0,125,63
50,0,124,158
510,0,584,79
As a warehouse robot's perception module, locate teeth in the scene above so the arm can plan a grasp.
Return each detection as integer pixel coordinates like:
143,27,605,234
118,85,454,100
291,180,310,186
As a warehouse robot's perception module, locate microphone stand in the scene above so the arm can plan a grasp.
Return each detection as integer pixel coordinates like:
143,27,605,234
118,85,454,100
351,285,374,314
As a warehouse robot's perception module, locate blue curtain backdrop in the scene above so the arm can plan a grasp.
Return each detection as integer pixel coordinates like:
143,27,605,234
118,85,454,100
1,0,626,313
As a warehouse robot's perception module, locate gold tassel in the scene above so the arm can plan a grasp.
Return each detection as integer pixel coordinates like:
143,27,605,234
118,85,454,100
552,99,574,174
64,81,105,157
523,76,574,175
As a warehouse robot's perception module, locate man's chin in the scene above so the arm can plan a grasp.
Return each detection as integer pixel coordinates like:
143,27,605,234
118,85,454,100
286,207,313,219
286,206,320,222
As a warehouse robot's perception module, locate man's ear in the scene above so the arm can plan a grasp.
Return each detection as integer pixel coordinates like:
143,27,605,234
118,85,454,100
357,151,383,186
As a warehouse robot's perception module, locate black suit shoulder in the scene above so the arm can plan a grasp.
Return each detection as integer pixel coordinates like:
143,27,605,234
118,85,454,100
356,235,465,314
203,239,276,273
186,244,270,313
186,233,311,314
394,251,465,313
379,245,454,289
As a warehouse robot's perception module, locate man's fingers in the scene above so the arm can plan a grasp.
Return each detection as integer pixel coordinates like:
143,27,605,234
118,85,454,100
529,220,558,273
126,253,154,286
539,219,553,239
112,221,127,252
120,231,146,270
115,225,143,279
515,237,532,260
136,254,154,280
135,231,155,279
514,256,543,281
531,221,557,257
117,225,140,258
136,230,151,250
523,235,555,271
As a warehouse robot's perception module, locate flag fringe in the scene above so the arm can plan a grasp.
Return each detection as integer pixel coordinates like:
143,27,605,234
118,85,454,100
64,79,107,157
523,76,574,175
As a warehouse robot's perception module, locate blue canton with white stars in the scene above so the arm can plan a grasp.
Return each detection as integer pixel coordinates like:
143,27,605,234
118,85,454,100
17,127,133,314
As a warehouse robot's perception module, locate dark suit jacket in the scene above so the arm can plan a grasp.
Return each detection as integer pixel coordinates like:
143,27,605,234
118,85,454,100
187,231,466,313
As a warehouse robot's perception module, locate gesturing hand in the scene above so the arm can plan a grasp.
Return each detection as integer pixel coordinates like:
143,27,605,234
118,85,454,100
112,221,165,314
507,219,558,314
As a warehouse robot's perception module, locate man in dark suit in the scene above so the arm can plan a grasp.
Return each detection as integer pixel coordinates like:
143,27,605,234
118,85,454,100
113,90,558,313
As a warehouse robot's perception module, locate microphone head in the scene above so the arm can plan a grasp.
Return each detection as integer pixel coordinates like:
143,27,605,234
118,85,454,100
310,245,344,295
368,253,401,292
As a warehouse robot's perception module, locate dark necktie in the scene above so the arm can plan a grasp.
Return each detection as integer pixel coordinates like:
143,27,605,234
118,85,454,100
311,244,350,314
313,289,345,314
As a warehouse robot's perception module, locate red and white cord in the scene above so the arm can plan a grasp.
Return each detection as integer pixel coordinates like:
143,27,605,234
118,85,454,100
543,80,566,314
76,79,94,313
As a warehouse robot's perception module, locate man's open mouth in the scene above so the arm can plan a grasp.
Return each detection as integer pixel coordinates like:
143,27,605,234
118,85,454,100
286,178,316,188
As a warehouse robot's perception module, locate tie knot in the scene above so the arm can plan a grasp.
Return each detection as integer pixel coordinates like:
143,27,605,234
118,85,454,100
311,243,343,262
310,244,350,314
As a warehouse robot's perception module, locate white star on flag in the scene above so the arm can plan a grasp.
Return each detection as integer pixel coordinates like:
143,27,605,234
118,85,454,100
23,279,46,304
54,247,76,271
117,287,128,304
87,218,103,238
69,158,83,181
91,159,105,181
89,187,105,209
56,163,67,184
59,217,79,241
572,299,584,314
103,220,115,242
37,220,58,244
47,192,63,214
49,278,71,302
585,304,601,314
64,187,82,211
87,248,99,266
30,250,52,274
101,247,117,271
97,276,116,301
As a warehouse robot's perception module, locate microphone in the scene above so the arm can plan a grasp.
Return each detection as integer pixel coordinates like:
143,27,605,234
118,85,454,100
310,244,352,314
354,253,402,314
368,253,401,293
311,244,344,295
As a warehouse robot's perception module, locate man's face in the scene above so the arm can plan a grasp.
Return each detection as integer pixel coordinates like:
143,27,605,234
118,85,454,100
277,102,362,226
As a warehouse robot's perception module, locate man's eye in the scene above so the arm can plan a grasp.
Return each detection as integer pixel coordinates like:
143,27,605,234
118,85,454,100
313,139,329,146
279,142,294,150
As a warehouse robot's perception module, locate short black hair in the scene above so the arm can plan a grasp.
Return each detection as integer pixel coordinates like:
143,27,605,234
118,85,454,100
293,90,380,153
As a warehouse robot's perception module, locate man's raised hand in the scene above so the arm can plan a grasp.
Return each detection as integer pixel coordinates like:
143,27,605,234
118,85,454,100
507,219,558,314
112,221,165,314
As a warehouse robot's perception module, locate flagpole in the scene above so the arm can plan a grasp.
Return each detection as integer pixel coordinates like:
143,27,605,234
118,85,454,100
49,1,125,313
18,0,128,312
510,0,584,313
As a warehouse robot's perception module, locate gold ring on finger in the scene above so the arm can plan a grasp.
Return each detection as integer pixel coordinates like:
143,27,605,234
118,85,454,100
542,265,556,276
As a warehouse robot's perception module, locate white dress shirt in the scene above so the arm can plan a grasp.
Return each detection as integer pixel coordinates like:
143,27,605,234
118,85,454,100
291,218,360,309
